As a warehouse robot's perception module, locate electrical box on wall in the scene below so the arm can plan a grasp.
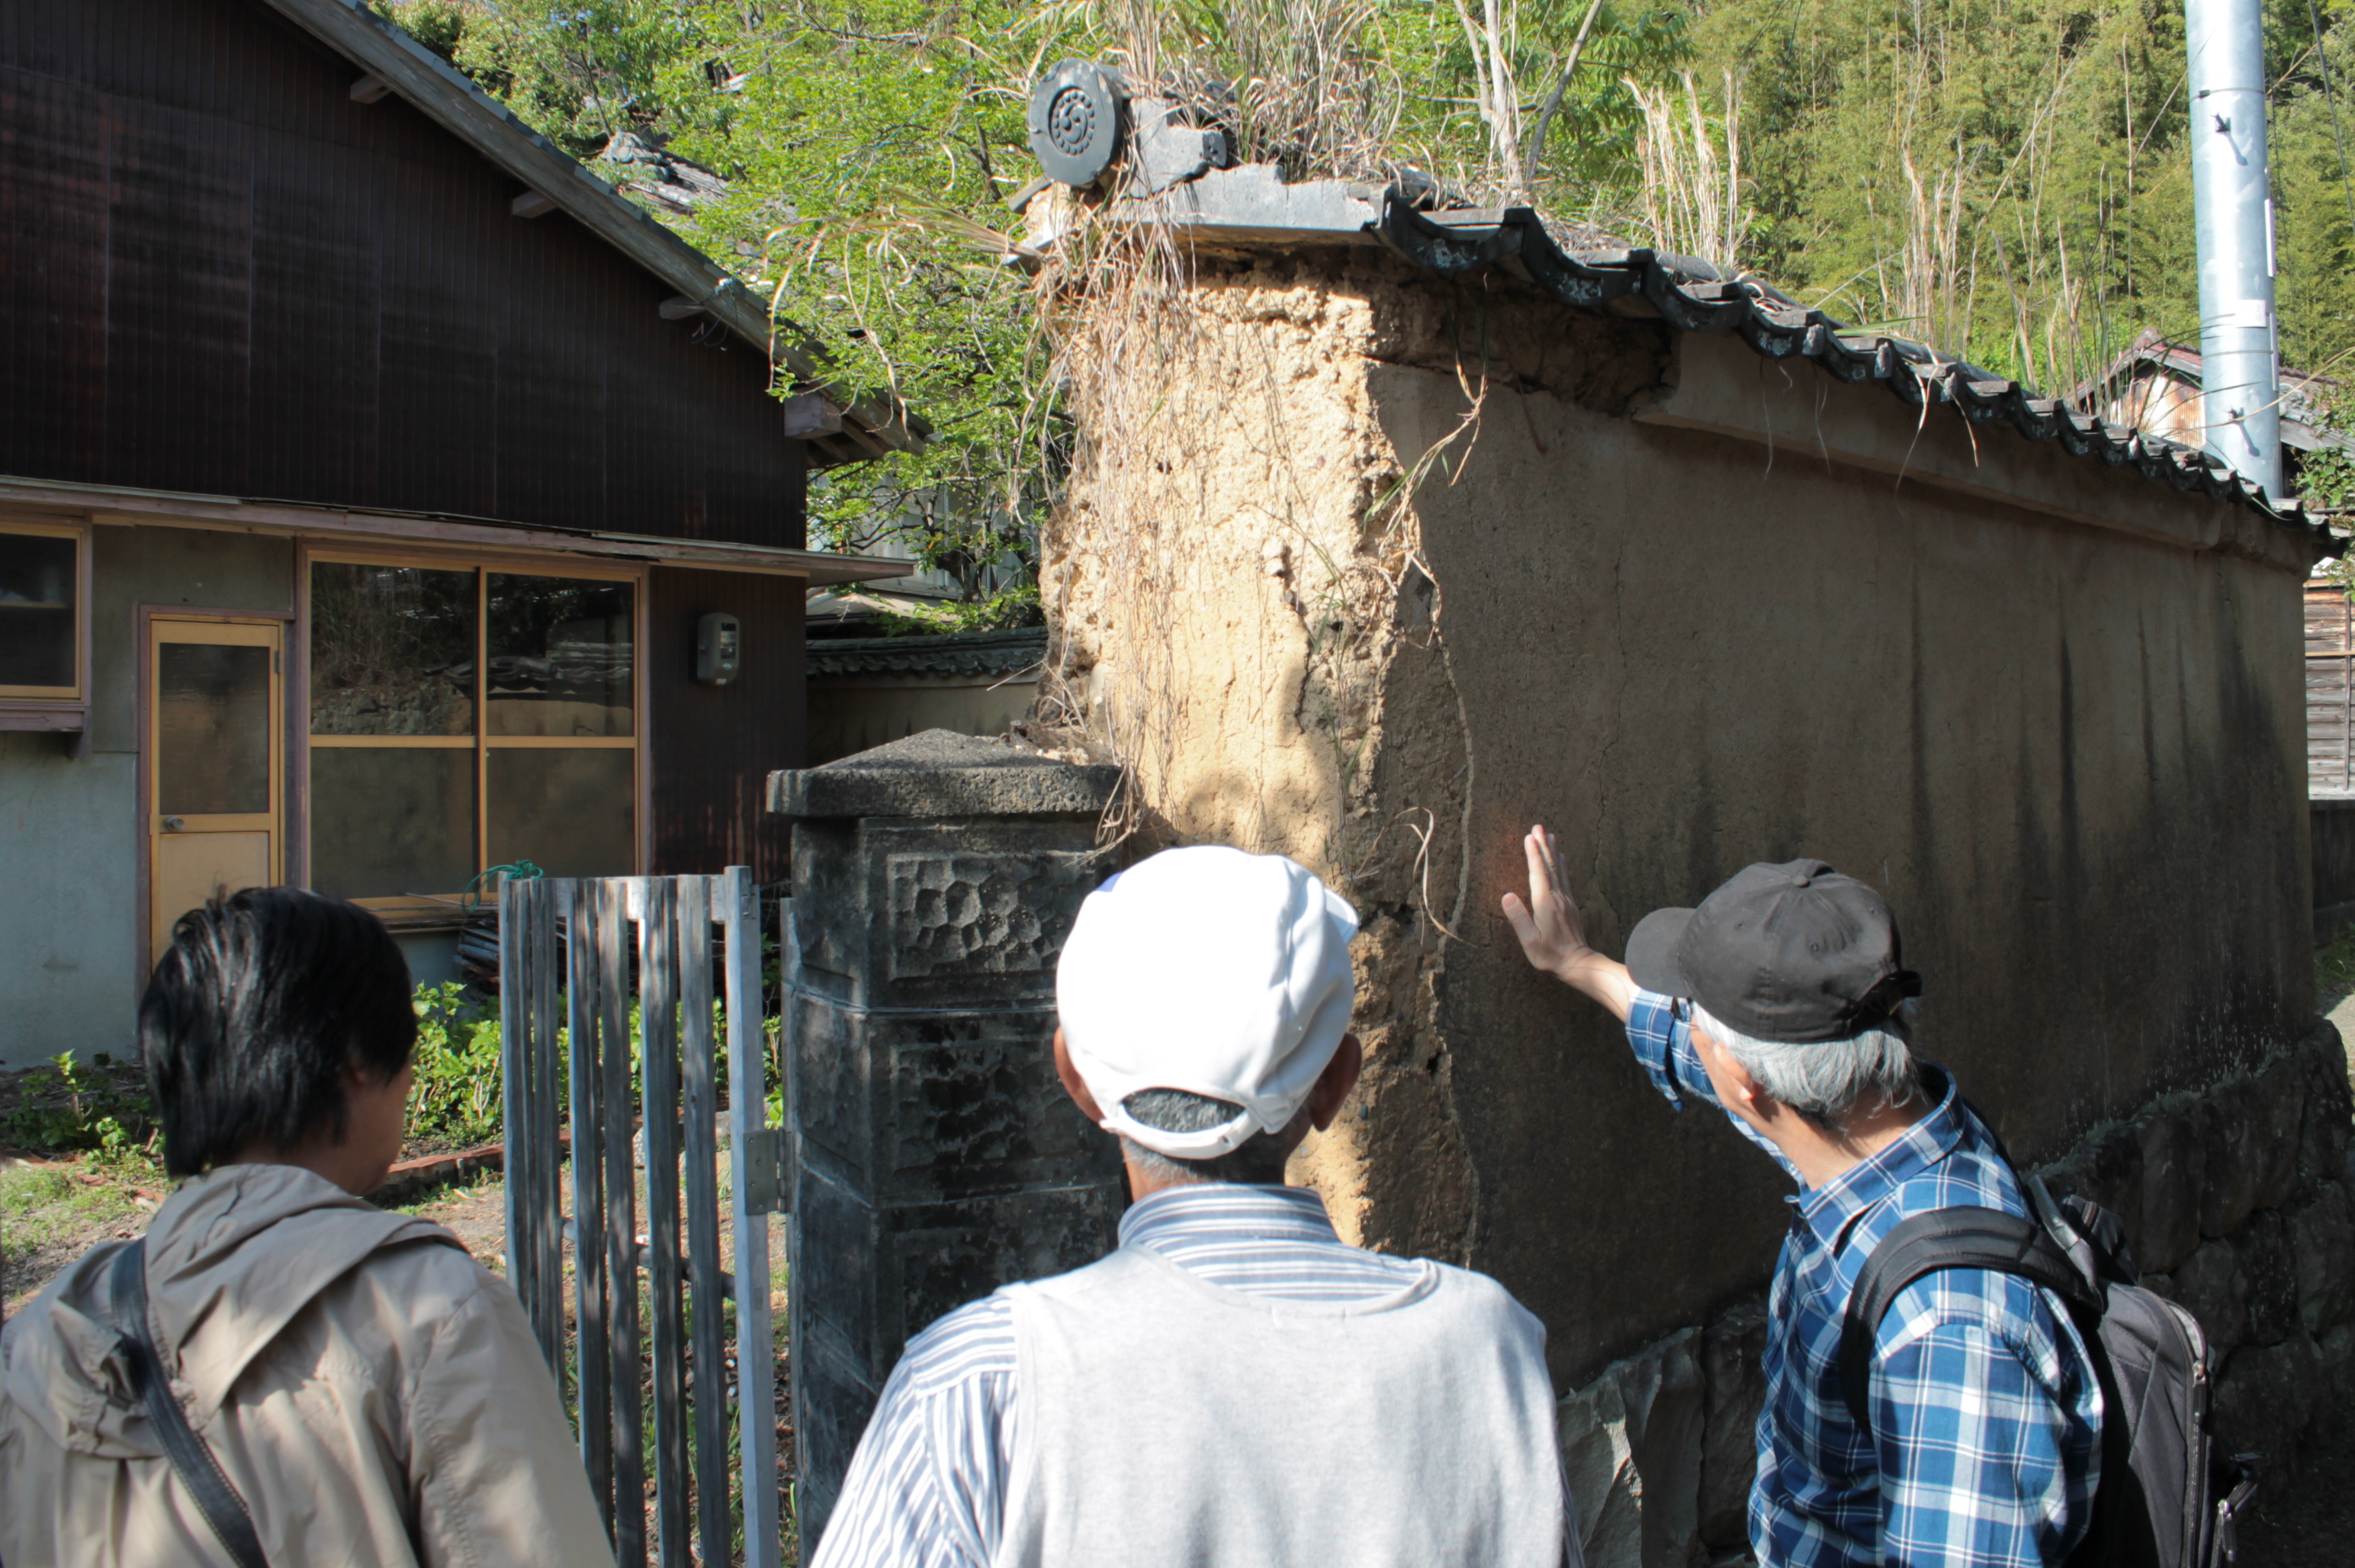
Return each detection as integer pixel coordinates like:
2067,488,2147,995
695,612,741,686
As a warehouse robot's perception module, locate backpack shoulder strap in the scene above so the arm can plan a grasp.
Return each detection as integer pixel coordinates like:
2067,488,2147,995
1837,1207,2100,1438
106,1240,271,1568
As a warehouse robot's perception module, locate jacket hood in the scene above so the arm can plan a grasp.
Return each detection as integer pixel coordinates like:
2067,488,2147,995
2,1164,461,1457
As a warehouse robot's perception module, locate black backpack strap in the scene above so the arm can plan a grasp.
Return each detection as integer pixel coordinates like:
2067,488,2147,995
107,1241,271,1568
1837,1207,2101,1438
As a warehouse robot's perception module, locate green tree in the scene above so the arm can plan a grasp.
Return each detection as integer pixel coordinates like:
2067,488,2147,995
652,2,1073,628
1678,0,2355,415
381,0,2355,513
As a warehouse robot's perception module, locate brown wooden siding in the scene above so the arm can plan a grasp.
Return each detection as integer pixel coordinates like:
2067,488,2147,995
647,567,802,883
0,0,805,545
2309,582,2355,797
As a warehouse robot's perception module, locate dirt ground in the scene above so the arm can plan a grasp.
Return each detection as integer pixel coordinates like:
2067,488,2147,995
0,1155,160,1319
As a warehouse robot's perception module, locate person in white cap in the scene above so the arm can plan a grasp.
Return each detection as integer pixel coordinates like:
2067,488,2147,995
813,845,1576,1568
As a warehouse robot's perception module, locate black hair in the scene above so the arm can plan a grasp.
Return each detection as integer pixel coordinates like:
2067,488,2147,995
140,888,416,1178
1120,1088,1299,1186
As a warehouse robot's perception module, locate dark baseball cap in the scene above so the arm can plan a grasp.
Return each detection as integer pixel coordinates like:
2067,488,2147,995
1624,860,1922,1043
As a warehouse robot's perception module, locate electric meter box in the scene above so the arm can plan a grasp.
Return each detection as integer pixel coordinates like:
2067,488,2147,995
695,612,741,686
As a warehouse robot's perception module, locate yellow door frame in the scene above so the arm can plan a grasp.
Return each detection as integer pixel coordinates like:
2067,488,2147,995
137,609,291,976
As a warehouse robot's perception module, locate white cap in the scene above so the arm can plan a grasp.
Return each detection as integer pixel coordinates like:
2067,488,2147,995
1055,846,1359,1159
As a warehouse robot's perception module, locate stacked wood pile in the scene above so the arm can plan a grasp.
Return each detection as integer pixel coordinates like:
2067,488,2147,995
455,905,504,990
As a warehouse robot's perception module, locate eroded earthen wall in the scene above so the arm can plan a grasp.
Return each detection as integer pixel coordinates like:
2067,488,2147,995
1041,252,1674,1269
1041,249,2338,1527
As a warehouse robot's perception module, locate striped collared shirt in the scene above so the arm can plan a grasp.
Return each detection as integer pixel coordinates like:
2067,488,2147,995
808,1183,1492,1568
1624,988,2103,1568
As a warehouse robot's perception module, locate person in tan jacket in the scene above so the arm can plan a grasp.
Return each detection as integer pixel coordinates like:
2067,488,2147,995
0,888,613,1568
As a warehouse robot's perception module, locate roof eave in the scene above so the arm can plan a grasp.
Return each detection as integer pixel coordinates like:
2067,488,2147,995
263,0,924,464
0,474,917,585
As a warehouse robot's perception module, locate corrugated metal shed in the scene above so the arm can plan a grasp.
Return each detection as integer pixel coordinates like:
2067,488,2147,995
2093,329,2351,462
2310,578,2355,796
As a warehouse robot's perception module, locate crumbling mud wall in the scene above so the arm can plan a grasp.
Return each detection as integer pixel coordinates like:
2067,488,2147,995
1039,243,2343,1550
1039,248,1670,1263
1564,1024,2355,1568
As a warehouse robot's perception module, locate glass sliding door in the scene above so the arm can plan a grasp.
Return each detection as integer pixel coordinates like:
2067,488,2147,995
309,561,478,901
484,574,637,877
306,554,638,905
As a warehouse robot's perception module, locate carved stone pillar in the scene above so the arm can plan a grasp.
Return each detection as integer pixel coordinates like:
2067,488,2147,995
766,730,1125,1547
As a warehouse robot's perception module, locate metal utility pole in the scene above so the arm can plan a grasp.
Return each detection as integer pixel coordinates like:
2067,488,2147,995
2186,0,2283,498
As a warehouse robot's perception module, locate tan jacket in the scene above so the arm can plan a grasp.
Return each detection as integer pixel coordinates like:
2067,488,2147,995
1,1164,615,1568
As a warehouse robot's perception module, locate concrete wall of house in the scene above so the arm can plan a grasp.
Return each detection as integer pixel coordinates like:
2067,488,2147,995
2,525,294,1068
1040,249,2325,1399
807,675,1043,766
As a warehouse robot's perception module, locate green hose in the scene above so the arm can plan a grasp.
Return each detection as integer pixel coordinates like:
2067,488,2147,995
461,860,544,915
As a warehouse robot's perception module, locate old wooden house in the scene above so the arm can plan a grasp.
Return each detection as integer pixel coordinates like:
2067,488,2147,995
0,0,911,1065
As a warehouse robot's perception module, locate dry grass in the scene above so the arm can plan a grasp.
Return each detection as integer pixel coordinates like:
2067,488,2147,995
1086,0,1404,185
1627,69,1747,271
1026,4,1515,865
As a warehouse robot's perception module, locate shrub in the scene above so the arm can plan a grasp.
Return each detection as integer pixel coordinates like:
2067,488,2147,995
406,983,507,1149
1,1051,151,1158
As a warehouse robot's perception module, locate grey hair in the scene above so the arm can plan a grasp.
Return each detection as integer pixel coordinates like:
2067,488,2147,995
1119,1088,1299,1187
1689,1000,1922,1129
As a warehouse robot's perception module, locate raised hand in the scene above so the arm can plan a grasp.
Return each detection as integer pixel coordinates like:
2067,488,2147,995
1500,824,1634,1020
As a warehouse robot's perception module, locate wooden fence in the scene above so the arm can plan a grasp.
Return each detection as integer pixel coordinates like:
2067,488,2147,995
500,868,786,1568
2309,581,2355,797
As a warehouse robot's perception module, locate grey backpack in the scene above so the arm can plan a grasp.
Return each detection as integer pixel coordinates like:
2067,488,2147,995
1839,1186,2257,1567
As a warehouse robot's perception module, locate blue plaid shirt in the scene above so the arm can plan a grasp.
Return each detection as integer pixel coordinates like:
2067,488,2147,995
1625,990,2101,1567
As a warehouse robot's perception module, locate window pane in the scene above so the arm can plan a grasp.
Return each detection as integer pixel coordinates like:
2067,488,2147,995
310,562,476,735
159,643,271,816
310,747,477,900
487,575,632,737
0,532,76,690
488,748,634,877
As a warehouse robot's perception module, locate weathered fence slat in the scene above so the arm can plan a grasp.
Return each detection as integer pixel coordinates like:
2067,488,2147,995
567,878,612,1516
600,880,646,1568
529,879,562,1362
501,876,565,1373
498,878,530,1342
503,869,782,1568
641,881,689,1566
679,878,731,1568
728,870,782,1568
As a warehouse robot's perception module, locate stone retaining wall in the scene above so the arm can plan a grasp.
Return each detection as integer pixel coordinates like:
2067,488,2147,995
1559,1023,2355,1568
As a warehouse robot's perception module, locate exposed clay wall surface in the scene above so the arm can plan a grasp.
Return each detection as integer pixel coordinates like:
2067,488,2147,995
1041,249,2323,1389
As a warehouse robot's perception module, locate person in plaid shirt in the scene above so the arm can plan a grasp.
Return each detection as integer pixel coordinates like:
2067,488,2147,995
1502,825,2103,1568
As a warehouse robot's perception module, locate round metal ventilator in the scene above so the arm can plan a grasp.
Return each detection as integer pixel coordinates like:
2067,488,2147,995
1027,59,1122,188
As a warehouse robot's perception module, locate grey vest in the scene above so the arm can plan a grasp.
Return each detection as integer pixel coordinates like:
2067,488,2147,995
993,1243,1572,1568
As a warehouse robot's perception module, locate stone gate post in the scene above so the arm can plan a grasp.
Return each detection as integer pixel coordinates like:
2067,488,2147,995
765,730,1126,1547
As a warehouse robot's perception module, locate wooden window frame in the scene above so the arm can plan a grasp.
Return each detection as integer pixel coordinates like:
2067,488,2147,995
294,541,650,912
0,517,94,746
